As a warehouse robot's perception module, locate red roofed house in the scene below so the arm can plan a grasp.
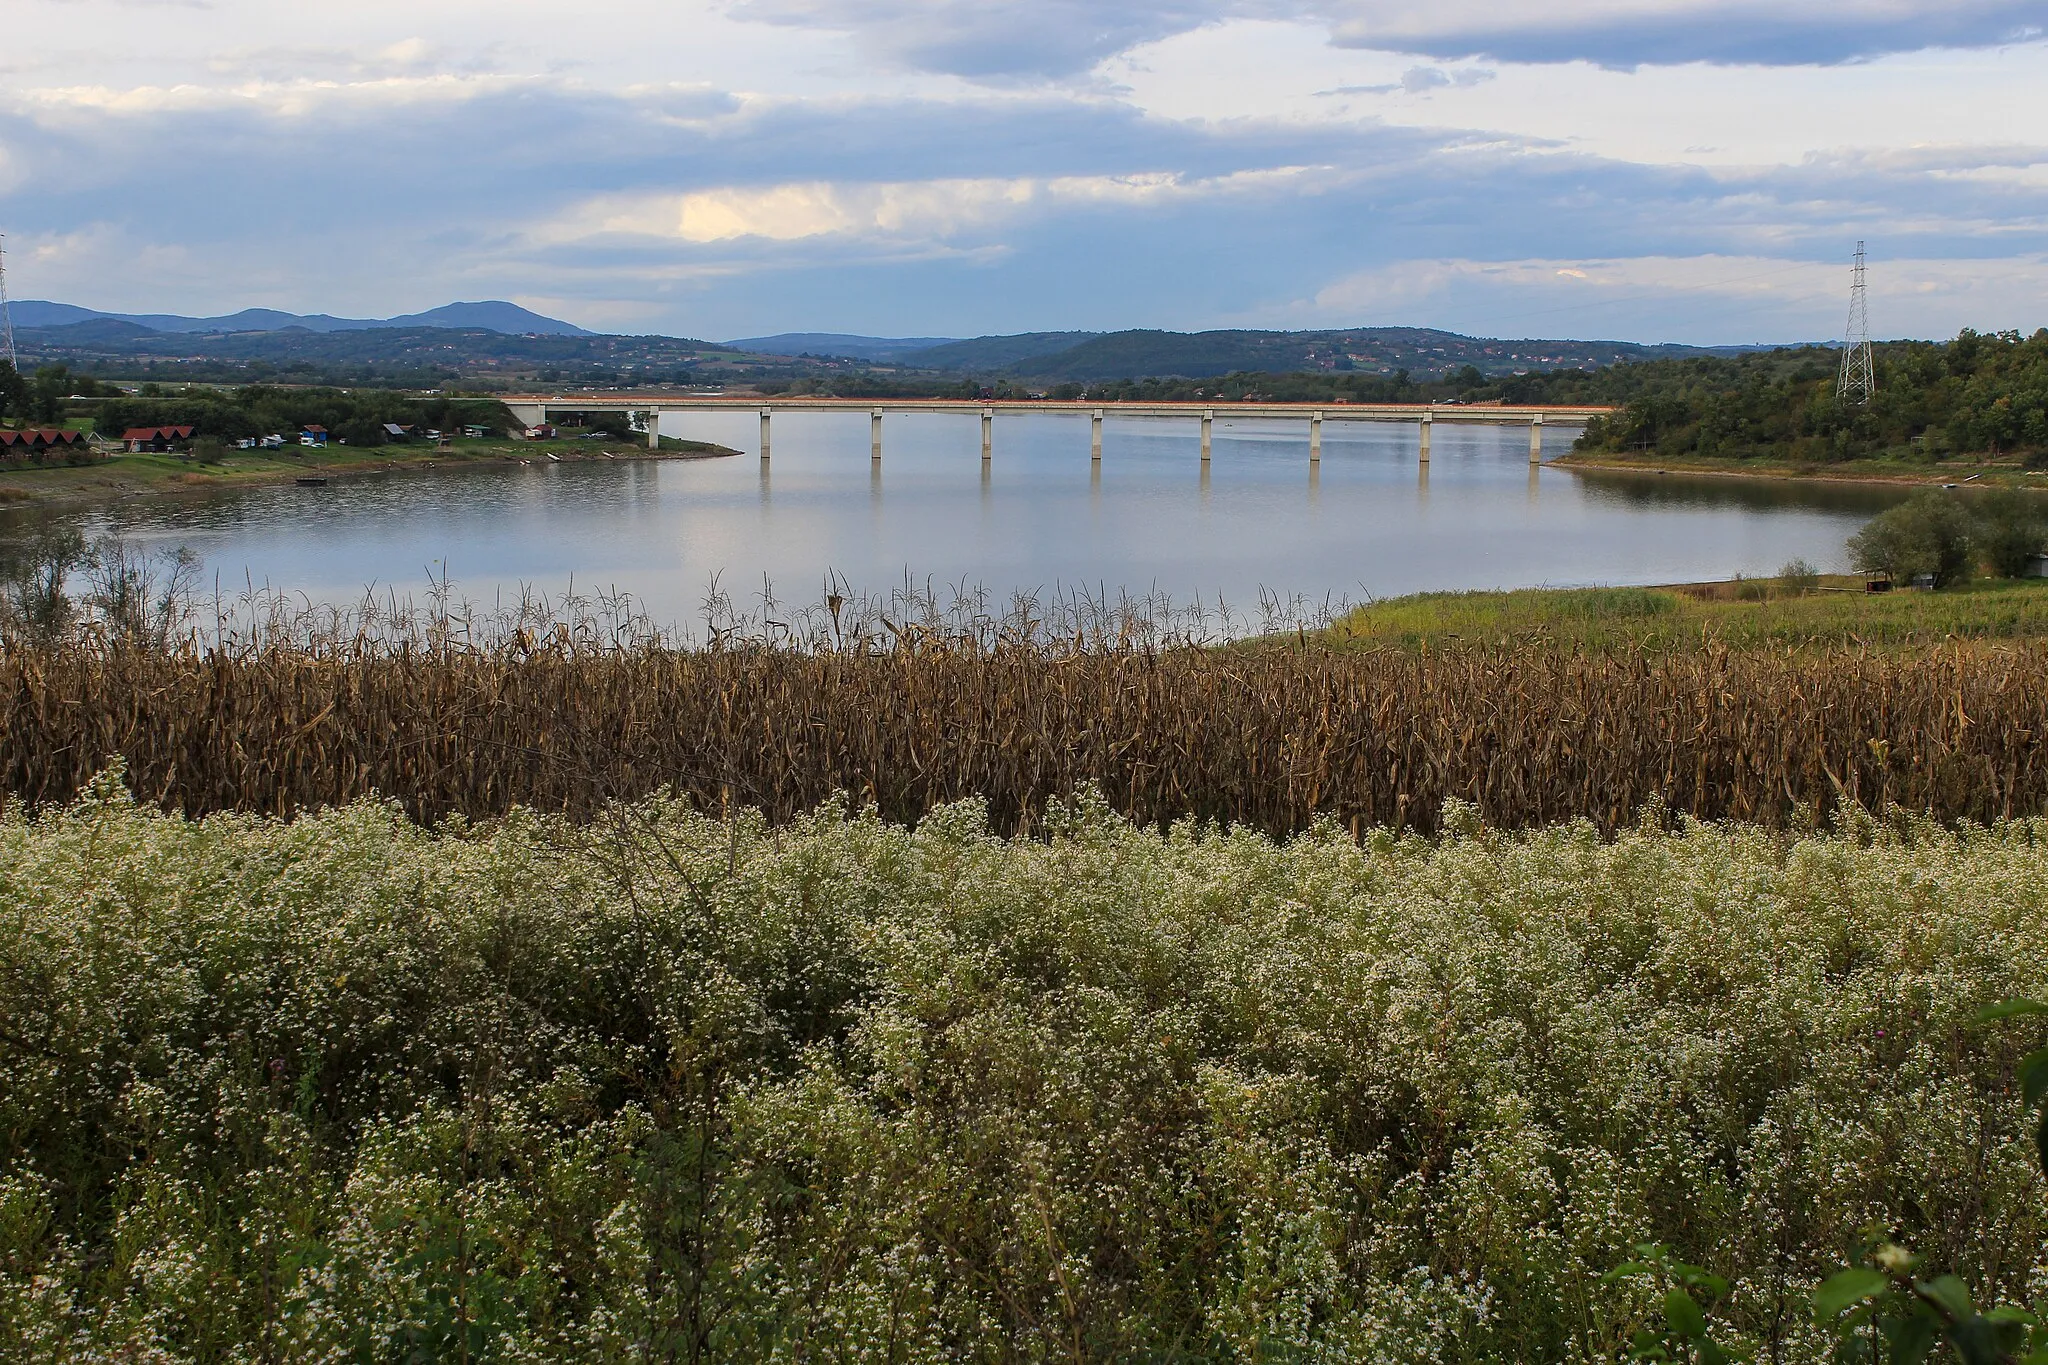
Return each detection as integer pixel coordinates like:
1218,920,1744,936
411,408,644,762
122,426,196,453
0,428,86,453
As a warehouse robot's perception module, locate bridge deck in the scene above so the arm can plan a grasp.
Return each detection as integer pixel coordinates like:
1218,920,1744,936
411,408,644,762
502,395,1610,423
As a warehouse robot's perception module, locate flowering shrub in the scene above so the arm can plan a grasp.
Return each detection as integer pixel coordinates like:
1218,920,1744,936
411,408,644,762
0,774,2043,1361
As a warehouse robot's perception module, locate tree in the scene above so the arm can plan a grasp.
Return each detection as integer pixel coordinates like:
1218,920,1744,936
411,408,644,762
1846,492,1975,587
0,527,90,644
0,360,27,423
334,418,388,448
27,365,72,425
1973,489,2048,578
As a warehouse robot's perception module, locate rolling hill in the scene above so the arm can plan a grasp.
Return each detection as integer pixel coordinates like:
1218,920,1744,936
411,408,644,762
1003,328,1764,382
7,300,591,336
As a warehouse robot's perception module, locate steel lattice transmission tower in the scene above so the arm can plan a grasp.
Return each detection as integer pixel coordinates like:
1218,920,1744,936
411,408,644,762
0,233,16,376
1837,240,1875,406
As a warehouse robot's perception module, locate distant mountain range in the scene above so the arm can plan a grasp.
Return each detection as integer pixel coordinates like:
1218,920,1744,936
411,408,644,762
8,300,590,337
10,302,1789,388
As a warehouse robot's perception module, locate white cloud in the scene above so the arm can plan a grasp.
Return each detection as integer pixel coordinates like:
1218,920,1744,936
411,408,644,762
1105,21,2048,170
540,169,1315,248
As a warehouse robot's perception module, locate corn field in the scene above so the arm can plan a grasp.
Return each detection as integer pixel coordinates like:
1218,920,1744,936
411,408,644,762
1,635,2043,831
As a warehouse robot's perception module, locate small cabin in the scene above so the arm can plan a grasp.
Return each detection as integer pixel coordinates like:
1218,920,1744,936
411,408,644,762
382,423,416,441
120,426,196,453
462,425,490,439
0,428,87,455
300,425,329,447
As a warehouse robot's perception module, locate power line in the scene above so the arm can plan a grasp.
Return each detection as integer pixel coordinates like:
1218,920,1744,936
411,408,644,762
1837,241,1875,405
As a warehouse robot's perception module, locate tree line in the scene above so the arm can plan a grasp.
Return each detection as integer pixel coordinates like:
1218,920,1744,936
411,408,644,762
85,385,518,448
0,363,124,426
1846,488,2048,586
1569,329,2048,464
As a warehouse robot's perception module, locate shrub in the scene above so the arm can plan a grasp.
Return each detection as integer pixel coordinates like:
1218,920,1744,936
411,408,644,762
1778,558,1821,595
1848,492,1975,586
0,781,2043,1359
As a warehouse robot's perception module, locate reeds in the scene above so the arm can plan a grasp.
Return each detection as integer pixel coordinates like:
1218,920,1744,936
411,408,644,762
3,604,2042,832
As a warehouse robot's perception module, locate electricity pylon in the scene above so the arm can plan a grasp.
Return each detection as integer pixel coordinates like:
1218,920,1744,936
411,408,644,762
1837,240,1875,406
0,233,16,375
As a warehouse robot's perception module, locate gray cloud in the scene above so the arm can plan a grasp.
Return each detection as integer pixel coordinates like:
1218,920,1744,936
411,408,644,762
729,0,2045,79
729,0,1235,80
1326,2,2047,68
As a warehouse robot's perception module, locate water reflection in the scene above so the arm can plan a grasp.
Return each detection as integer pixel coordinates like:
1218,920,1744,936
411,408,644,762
1575,468,1905,514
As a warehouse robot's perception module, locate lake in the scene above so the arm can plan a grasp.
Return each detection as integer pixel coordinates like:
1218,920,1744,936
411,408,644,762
11,410,1909,632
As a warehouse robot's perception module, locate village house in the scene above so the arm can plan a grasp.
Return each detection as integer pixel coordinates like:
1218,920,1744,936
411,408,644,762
120,426,196,453
0,428,88,456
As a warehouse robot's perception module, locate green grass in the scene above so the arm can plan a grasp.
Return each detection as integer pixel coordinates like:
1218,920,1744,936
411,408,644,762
1324,577,2048,651
0,436,733,504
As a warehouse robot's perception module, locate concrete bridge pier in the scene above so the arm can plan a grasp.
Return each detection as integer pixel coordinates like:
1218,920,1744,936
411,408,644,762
1310,411,1323,463
759,409,772,462
1091,409,1103,462
508,402,547,431
1419,412,1433,463
981,407,993,463
645,410,660,450
1201,409,1213,462
1529,413,1545,463
871,409,883,463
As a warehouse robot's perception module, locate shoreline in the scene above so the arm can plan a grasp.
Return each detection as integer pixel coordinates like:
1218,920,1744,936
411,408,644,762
0,440,742,510
1551,452,2035,490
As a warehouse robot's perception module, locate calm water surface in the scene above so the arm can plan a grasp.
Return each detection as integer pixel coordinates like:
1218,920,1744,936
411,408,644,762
13,412,1910,628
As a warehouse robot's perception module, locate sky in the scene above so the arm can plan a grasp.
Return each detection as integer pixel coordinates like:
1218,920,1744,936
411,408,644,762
3,0,2045,345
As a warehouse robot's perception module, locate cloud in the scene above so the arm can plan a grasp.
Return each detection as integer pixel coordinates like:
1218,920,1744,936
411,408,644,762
1,3,2043,342
726,0,2045,79
538,168,1320,249
1320,0,2045,68
1324,65,1499,96
728,0,1231,80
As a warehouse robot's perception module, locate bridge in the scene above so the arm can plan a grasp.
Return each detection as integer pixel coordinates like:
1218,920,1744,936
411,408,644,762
499,395,1614,465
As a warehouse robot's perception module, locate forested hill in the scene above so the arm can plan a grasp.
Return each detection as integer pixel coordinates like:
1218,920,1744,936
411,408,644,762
1547,328,2048,464
1005,327,1738,382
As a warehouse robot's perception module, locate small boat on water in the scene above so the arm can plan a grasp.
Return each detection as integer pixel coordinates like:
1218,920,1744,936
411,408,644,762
295,476,329,486
546,453,562,463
